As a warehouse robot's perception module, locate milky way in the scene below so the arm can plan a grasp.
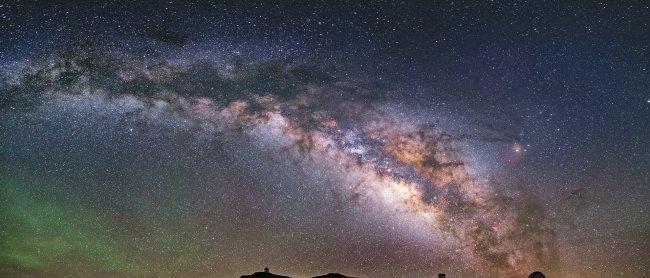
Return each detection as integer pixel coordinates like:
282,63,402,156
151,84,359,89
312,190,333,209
0,41,555,277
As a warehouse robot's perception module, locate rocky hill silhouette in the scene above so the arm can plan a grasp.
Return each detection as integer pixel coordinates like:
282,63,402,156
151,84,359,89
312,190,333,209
240,270,290,278
240,268,354,278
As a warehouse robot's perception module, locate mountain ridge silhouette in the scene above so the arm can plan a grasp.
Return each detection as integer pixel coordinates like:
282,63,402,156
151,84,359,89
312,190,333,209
240,270,355,278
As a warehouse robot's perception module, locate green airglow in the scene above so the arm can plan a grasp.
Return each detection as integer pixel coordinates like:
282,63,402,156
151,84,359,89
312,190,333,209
0,179,139,274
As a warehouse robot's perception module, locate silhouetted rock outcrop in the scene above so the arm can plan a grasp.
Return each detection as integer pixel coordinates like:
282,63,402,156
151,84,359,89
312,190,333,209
241,267,291,278
240,269,356,278
240,271,291,278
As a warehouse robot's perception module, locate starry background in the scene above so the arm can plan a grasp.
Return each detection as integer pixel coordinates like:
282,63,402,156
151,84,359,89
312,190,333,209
0,1,648,277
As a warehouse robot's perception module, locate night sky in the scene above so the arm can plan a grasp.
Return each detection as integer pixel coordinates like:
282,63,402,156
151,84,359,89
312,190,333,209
0,1,648,277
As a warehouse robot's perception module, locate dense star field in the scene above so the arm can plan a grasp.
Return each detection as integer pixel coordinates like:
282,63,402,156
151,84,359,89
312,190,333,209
0,1,648,278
